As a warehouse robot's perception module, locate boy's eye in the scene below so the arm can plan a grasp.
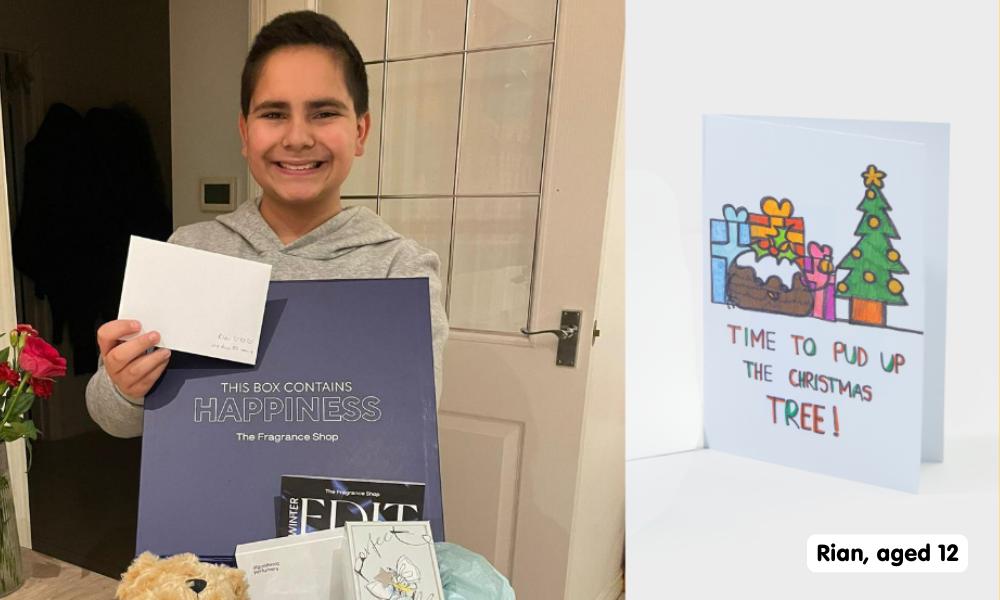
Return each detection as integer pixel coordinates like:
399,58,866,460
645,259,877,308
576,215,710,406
314,111,339,119
260,112,285,119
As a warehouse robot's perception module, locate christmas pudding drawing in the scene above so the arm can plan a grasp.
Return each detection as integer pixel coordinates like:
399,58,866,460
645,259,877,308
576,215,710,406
708,165,905,327
726,263,814,316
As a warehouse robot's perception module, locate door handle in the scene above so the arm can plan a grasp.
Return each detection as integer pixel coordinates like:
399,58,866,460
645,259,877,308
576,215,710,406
519,325,578,340
520,310,582,367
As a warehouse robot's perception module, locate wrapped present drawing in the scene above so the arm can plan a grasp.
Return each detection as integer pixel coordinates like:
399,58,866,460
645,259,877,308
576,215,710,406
801,241,837,321
709,204,752,304
749,197,805,267
707,194,855,321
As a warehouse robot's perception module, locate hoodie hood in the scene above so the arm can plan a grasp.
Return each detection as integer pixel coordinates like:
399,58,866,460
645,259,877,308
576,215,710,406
215,200,401,260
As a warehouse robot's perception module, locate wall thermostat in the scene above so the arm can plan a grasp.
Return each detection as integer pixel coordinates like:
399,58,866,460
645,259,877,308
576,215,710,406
199,177,237,212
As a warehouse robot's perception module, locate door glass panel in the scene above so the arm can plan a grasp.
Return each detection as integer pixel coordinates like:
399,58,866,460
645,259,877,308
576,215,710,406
380,197,454,287
467,0,557,48
450,196,538,331
317,0,387,61
381,55,463,195
342,63,382,197
388,0,466,59
265,0,315,22
352,3,557,333
458,45,551,195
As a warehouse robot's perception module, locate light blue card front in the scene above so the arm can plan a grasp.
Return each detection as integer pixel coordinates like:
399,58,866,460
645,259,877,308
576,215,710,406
702,115,948,492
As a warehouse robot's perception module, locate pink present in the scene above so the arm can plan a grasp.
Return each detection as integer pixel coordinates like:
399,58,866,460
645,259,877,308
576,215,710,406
801,242,836,321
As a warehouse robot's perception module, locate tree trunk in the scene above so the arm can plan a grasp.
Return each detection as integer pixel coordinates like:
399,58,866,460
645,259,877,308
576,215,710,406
849,298,886,326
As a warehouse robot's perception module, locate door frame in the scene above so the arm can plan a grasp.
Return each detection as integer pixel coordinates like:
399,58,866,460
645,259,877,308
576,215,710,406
0,78,31,548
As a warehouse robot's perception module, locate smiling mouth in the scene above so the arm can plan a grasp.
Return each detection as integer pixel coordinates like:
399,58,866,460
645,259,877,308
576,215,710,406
274,161,325,172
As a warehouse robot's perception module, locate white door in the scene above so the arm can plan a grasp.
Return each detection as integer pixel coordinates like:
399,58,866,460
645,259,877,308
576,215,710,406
249,2,624,598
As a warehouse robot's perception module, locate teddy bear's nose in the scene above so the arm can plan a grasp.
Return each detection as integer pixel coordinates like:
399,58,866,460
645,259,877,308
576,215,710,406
186,578,208,594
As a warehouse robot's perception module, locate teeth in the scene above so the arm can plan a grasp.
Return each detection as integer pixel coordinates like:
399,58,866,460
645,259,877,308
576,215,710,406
280,162,319,170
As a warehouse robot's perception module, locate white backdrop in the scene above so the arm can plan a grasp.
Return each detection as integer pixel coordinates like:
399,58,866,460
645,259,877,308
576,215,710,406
626,0,998,460
625,1,997,597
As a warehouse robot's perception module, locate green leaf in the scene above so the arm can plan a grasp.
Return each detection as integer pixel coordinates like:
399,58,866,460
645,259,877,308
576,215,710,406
776,247,798,264
0,347,9,365
19,419,38,441
0,419,38,443
8,391,34,419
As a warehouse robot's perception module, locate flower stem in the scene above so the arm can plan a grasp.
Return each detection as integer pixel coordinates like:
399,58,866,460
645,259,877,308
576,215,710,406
0,379,27,434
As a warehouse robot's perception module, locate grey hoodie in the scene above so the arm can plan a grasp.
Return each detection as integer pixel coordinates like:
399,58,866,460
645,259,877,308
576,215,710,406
86,200,447,438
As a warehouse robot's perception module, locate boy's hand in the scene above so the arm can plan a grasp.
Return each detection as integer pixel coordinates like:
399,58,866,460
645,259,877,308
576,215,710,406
97,320,171,400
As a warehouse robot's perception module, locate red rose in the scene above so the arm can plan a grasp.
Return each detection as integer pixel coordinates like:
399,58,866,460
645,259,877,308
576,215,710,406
13,324,38,337
30,377,53,399
19,336,66,379
0,364,18,387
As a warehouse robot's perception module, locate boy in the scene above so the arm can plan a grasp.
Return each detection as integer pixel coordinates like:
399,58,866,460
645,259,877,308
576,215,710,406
86,11,447,438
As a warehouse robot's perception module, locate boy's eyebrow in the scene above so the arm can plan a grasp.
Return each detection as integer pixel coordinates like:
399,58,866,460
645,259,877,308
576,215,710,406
252,100,290,112
252,99,350,112
306,98,349,111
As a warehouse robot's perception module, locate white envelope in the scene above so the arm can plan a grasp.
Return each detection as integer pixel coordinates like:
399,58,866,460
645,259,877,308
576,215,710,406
118,235,272,365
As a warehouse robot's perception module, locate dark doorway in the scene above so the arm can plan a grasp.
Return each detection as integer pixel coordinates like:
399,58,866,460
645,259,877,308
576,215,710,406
0,0,171,578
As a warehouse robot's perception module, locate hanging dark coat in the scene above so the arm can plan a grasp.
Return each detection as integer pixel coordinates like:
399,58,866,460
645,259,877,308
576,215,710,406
13,102,171,374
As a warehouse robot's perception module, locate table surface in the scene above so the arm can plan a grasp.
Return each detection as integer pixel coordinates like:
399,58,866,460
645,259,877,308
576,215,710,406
627,438,998,599
6,548,117,600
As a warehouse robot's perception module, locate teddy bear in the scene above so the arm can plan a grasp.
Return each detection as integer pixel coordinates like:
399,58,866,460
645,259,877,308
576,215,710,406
116,552,249,600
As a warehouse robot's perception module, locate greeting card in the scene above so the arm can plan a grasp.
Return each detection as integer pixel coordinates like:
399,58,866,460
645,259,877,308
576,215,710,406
344,521,444,600
702,115,948,491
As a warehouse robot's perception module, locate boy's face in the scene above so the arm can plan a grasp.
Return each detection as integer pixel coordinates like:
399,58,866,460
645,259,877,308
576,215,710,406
239,45,369,211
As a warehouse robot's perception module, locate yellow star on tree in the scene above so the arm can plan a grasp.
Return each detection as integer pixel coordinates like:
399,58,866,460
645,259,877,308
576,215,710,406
862,164,886,188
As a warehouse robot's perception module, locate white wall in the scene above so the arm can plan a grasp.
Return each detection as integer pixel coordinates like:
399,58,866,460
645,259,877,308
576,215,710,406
170,0,249,229
626,0,998,459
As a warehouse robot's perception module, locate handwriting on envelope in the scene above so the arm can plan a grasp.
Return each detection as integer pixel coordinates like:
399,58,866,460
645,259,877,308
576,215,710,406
118,236,272,365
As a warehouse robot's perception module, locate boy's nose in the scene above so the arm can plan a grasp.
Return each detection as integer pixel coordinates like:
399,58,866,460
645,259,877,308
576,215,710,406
282,116,315,149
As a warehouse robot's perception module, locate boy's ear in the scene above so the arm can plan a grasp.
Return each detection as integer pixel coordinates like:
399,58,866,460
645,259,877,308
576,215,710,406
238,113,249,158
354,112,371,157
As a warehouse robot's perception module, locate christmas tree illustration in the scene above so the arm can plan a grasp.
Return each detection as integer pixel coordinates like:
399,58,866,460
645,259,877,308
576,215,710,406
835,165,908,326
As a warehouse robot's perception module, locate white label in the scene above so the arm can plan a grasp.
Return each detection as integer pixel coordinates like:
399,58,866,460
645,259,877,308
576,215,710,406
807,534,968,573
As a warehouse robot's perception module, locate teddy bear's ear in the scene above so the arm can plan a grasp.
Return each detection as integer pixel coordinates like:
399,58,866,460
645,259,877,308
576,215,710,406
116,552,161,599
224,567,250,599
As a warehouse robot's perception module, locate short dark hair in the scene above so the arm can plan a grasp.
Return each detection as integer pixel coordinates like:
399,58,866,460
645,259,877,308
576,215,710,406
240,11,369,117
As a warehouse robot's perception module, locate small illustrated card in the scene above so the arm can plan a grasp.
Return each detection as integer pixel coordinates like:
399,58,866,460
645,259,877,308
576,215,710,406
118,236,271,365
345,521,444,600
702,115,948,492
